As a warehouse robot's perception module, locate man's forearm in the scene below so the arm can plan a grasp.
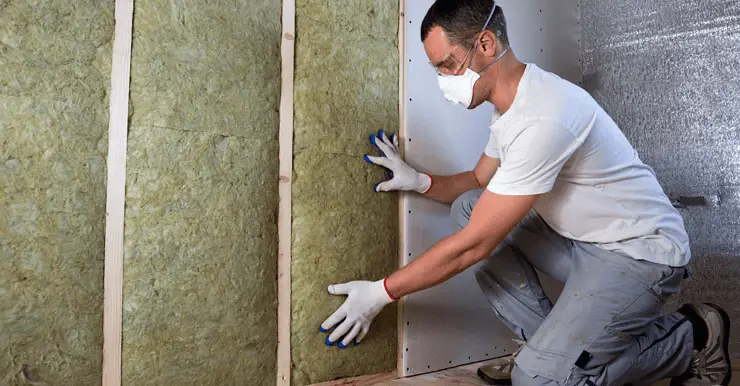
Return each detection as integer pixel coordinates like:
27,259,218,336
423,171,482,204
384,231,496,298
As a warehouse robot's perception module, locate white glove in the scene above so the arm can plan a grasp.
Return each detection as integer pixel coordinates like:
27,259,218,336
319,279,395,348
364,130,432,194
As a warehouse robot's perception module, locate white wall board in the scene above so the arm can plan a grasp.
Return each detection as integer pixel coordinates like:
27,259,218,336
401,0,582,377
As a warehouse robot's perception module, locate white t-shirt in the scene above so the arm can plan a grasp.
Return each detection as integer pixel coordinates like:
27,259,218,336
485,64,690,267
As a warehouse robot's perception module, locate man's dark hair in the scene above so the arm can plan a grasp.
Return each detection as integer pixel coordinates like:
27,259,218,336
421,0,509,48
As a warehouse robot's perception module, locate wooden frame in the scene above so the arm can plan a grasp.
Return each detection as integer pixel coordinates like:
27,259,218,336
276,0,296,384
396,0,408,378
102,0,134,385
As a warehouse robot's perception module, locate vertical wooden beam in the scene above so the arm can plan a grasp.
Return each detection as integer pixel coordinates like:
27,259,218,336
277,0,296,383
396,0,407,378
102,0,134,385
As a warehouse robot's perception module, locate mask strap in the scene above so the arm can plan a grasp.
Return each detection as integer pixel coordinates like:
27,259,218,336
481,2,497,33
480,46,510,75
468,2,498,70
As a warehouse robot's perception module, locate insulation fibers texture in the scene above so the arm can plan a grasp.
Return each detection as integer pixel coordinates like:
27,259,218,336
0,1,112,384
292,0,400,384
121,0,281,384
582,0,740,355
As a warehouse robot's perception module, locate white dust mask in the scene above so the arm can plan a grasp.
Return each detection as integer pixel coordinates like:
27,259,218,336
437,68,481,107
437,46,509,108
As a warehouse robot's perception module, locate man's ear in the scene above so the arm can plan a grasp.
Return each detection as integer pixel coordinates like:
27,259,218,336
479,30,498,57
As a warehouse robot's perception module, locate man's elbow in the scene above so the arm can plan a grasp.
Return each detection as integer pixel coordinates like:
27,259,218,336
468,170,486,190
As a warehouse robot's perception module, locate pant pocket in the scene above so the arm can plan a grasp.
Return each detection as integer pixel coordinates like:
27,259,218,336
515,343,577,383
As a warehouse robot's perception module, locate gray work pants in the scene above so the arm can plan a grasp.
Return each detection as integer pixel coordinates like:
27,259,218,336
452,190,693,386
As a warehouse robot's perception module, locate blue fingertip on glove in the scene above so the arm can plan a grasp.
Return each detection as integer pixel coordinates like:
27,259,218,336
338,342,347,349
369,134,377,145
363,155,372,164
325,337,334,346
354,340,361,346
378,129,385,139
373,183,379,192
319,326,328,333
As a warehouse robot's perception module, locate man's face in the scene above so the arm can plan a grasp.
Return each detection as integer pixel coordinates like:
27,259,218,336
423,26,491,109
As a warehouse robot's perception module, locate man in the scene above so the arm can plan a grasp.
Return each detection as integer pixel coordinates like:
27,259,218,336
319,1,732,385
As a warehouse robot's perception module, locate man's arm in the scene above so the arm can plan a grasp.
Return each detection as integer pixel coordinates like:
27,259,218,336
387,121,582,295
318,190,537,347
386,190,537,297
365,130,500,204
422,154,500,204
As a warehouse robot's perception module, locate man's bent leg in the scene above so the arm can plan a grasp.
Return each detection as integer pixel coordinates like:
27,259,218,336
451,190,573,340
512,243,692,386
511,313,693,386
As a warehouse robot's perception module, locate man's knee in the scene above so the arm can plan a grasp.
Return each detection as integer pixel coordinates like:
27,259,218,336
450,189,483,229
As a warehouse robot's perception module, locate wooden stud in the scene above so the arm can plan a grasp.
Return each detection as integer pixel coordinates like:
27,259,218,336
102,0,134,385
396,0,407,379
276,0,296,384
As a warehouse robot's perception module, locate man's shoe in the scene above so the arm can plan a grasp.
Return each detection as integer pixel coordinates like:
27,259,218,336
477,340,524,385
671,303,732,385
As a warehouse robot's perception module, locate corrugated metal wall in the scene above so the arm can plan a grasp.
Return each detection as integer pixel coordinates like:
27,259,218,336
581,0,740,356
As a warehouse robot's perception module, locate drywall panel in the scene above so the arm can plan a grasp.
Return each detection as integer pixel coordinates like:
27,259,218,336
401,0,582,376
581,0,740,356
121,0,281,384
0,1,113,385
291,0,400,384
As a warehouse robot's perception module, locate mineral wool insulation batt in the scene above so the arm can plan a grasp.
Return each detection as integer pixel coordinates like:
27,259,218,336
1,2,112,385
291,0,401,384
